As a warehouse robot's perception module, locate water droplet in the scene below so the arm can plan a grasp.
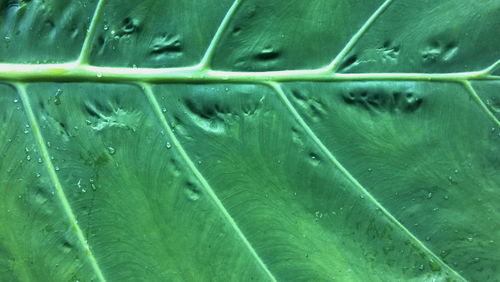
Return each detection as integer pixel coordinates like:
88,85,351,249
161,107,167,113
107,146,116,155
359,195,365,199
37,158,42,164
428,259,441,271
46,141,51,148
467,237,473,242
427,192,432,199
26,155,31,161
132,64,137,69
103,24,109,31
13,98,18,103
96,72,103,78
54,89,63,105
36,173,41,178
55,166,60,171
166,142,172,149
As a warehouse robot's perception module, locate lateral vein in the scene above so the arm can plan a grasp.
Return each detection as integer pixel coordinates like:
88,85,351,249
267,81,467,282
78,0,107,65
16,83,107,282
326,0,394,73
462,81,500,127
198,0,243,70
141,83,277,282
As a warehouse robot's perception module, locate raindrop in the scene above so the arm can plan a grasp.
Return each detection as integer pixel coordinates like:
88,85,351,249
26,155,31,161
427,192,432,199
55,166,60,171
54,89,63,105
107,146,116,155
162,107,167,113
13,98,18,103
96,72,103,78
166,142,172,149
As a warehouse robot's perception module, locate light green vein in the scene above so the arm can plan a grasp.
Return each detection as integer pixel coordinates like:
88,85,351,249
198,0,243,70
78,0,107,65
267,81,467,282
326,0,394,73
462,81,500,127
16,83,107,282
141,83,277,282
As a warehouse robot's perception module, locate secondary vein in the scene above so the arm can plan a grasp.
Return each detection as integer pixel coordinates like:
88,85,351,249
326,0,394,73
141,83,277,282
267,81,468,282
198,0,243,70
16,83,107,282
462,81,500,127
78,0,107,65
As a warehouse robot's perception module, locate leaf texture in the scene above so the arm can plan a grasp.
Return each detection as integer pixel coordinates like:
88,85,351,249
0,0,499,281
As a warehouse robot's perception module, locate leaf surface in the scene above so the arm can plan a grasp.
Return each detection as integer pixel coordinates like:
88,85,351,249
0,0,499,281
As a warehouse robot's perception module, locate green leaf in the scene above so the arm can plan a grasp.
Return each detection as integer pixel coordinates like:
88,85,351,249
1,0,499,281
